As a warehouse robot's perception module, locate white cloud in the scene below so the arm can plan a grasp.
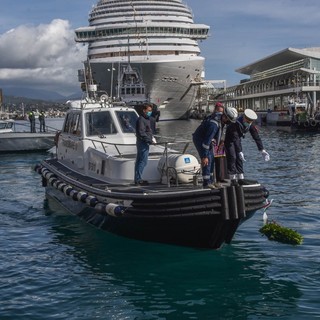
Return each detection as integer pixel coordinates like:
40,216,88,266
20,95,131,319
0,19,87,95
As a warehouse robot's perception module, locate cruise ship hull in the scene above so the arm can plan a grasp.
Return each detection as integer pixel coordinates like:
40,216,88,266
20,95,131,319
89,57,205,120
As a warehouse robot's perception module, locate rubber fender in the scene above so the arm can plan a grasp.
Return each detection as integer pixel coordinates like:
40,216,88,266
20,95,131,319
69,189,79,201
220,187,230,220
235,185,246,219
42,176,47,187
227,186,239,220
63,185,73,196
77,191,88,202
105,203,125,217
48,177,58,186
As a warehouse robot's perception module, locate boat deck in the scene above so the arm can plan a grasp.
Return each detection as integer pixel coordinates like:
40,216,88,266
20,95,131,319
43,158,218,196
36,157,268,250
39,158,267,216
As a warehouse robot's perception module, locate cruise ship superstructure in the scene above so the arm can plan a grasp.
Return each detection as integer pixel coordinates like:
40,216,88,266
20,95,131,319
75,0,210,120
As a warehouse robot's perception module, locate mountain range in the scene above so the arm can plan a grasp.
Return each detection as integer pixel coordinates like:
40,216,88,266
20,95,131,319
1,86,82,103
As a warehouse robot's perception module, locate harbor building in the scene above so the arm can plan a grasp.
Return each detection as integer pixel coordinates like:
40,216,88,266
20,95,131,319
215,47,320,116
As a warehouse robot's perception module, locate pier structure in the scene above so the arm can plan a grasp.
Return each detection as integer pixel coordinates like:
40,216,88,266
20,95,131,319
213,47,320,116
192,80,226,117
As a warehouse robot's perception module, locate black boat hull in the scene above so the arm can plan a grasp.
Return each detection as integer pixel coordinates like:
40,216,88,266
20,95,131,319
36,160,268,249
46,185,257,249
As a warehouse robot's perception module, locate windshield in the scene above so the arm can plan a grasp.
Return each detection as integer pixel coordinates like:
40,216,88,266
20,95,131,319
116,111,138,133
86,111,117,136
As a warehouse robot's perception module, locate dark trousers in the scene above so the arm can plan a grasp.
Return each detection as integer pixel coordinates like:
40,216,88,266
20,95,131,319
134,139,150,183
225,143,243,175
30,119,36,133
39,120,45,132
193,137,214,186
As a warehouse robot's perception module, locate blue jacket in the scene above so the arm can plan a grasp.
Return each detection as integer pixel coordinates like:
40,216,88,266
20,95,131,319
193,114,221,158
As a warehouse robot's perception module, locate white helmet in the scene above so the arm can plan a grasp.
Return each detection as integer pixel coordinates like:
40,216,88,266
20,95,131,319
224,106,238,123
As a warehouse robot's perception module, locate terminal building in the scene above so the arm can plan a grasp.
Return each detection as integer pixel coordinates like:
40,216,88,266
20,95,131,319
216,47,320,116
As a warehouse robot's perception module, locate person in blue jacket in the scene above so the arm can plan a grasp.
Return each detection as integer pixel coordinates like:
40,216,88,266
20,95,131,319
193,104,238,189
134,104,156,186
224,108,270,184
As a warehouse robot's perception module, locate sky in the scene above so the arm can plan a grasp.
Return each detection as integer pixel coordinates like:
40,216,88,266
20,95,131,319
1,0,320,97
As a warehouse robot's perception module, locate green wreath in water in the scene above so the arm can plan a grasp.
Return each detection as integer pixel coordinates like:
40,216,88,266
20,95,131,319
259,221,303,245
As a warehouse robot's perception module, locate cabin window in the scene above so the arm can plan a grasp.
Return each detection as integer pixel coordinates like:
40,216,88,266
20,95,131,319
86,111,117,136
63,113,81,136
72,114,81,136
115,111,138,133
63,114,72,133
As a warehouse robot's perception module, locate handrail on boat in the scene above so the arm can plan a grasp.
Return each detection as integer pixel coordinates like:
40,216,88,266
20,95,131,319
88,136,192,158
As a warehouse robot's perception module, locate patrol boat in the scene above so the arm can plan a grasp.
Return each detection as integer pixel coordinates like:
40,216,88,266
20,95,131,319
34,86,270,249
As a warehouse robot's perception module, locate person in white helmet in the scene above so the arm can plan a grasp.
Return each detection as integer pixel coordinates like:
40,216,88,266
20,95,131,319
224,108,270,184
193,105,238,189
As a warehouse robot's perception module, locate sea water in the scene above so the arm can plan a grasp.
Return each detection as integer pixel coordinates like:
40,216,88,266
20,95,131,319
0,120,319,319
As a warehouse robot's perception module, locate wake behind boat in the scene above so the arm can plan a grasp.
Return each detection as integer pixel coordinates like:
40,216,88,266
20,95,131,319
0,119,57,153
34,86,270,249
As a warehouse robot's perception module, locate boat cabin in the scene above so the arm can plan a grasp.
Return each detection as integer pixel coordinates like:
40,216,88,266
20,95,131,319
57,100,157,184
56,99,199,185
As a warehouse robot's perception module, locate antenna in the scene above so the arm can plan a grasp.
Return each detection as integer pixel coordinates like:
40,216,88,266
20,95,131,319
85,59,97,99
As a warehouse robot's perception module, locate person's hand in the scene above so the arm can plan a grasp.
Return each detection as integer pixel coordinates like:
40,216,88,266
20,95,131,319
239,152,246,162
152,137,157,144
201,157,209,167
261,149,270,161
217,142,224,153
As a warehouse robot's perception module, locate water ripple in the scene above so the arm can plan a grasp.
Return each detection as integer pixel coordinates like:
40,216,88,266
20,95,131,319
1,126,320,319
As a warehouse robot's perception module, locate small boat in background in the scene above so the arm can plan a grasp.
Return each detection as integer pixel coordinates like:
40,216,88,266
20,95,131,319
0,119,57,153
0,119,14,133
261,103,320,132
34,85,270,250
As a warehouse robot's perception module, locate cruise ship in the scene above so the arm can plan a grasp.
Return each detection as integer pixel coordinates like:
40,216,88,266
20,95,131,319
75,0,210,120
